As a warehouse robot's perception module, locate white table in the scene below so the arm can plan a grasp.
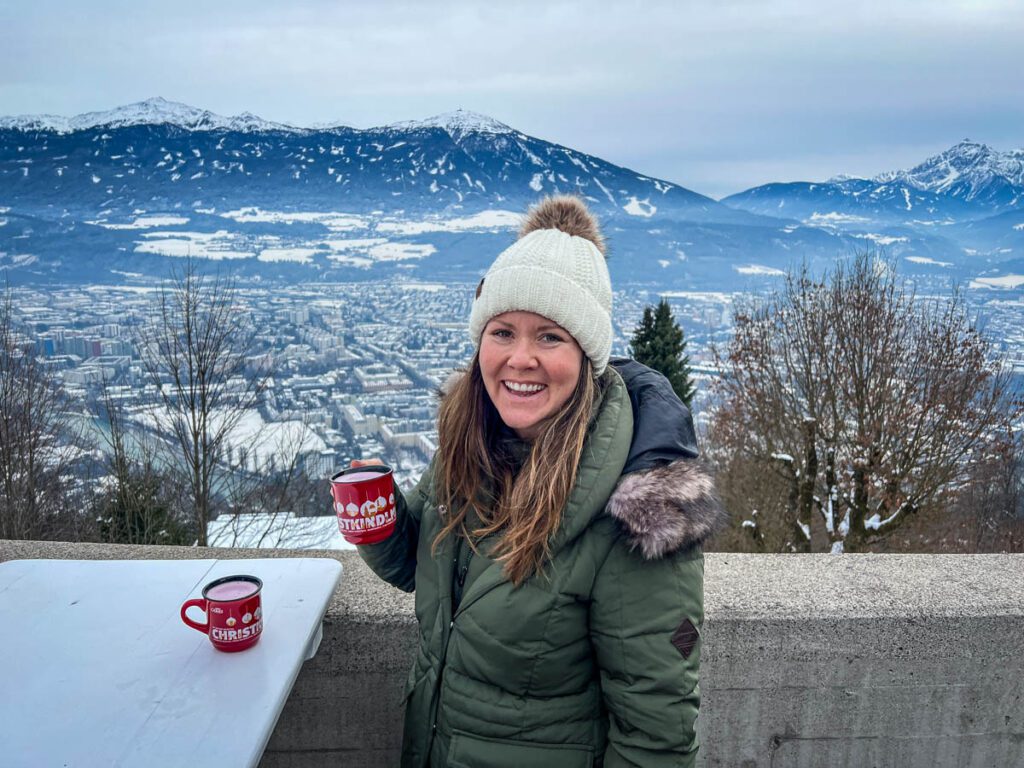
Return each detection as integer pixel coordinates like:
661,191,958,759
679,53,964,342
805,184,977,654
0,557,342,768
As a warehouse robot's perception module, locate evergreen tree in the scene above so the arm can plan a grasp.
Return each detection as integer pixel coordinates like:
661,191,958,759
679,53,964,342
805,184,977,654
629,299,696,408
95,466,193,546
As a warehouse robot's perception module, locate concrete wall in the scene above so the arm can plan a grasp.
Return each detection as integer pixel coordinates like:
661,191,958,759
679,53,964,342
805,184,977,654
2,540,1022,767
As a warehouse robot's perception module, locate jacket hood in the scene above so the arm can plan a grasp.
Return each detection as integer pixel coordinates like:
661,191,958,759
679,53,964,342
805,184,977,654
606,358,727,558
606,458,724,559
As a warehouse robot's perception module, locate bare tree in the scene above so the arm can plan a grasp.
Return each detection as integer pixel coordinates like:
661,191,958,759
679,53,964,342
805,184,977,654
951,424,1024,552
136,260,268,545
209,418,328,549
709,253,1020,553
0,289,89,540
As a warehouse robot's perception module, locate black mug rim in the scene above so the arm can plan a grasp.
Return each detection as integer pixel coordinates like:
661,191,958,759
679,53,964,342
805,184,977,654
330,464,393,483
202,574,263,602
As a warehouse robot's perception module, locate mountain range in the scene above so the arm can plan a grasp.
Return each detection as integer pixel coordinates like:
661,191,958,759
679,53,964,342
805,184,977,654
1,97,1021,288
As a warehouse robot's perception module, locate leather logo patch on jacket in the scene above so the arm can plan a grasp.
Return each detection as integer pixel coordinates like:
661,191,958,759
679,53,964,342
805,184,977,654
670,618,699,658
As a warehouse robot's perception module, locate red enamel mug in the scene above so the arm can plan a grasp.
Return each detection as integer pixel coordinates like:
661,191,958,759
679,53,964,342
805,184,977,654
330,464,396,545
180,575,263,652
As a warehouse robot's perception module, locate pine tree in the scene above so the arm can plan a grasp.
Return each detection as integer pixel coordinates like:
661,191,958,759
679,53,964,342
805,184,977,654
629,299,696,408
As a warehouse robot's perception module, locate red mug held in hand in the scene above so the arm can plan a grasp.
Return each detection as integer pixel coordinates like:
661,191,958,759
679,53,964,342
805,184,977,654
330,463,396,545
180,575,263,652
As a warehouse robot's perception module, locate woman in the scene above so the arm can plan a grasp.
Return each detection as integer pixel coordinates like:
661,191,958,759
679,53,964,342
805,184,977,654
358,196,724,768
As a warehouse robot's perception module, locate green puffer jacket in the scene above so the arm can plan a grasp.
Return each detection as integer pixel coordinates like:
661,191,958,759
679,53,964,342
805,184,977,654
359,364,724,768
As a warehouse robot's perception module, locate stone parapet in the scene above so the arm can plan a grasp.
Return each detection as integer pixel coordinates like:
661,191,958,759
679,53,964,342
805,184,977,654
2,541,1021,767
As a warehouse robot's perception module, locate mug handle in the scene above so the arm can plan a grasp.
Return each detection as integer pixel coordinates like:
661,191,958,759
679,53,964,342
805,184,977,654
180,598,209,634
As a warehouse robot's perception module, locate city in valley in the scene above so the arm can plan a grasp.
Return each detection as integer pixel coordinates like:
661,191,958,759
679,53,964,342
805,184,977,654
6,277,1023,548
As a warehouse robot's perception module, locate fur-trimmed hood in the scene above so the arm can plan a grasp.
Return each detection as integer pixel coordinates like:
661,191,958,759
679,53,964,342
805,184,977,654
605,357,727,558
607,458,725,559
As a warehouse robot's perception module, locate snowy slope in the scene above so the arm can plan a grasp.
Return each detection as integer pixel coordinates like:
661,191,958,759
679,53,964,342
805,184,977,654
0,97,299,134
723,140,1024,225
0,98,984,284
0,100,760,226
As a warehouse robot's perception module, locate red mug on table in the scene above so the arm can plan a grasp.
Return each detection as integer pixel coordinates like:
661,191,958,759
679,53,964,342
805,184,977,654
330,460,396,545
180,575,263,652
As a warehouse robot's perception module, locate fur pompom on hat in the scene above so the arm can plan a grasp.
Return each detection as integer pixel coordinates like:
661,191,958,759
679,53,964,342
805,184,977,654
469,196,613,375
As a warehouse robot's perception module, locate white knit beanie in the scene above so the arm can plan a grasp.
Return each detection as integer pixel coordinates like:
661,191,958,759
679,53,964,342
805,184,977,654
468,196,612,375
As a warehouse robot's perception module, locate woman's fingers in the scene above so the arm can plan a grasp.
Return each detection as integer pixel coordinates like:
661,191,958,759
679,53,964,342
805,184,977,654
351,458,384,468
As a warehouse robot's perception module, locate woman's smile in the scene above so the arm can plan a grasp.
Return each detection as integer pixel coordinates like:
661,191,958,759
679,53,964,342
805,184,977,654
502,380,547,395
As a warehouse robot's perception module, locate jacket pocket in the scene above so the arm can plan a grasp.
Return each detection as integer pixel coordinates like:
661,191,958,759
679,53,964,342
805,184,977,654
448,729,594,768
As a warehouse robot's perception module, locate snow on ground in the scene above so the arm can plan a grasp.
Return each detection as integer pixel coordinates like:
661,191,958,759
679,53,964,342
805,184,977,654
90,215,191,229
804,212,871,227
221,410,327,469
325,238,388,250
325,254,373,268
219,207,369,232
207,512,354,550
84,285,160,294
853,233,909,246
660,291,733,302
375,210,520,235
970,274,1024,290
906,255,953,267
129,407,326,471
258,247,318,264
623,197,656,217
908,219,955,227
2,253,37,267
735,264,785,276
134,231,253,259
319,238,382,268
368,242,436,261
397,283,447,292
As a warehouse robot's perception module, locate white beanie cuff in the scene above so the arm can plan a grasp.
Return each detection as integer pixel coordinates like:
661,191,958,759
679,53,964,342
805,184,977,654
469,263,612,375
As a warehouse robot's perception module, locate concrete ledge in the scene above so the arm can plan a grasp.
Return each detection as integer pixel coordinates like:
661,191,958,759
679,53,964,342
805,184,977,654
2,541,1022,767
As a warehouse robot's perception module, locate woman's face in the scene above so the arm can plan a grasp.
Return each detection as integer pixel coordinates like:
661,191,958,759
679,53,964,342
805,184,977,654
479,311,584,441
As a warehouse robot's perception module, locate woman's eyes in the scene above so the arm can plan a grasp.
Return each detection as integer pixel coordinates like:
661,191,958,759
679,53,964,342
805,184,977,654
488,329,564,343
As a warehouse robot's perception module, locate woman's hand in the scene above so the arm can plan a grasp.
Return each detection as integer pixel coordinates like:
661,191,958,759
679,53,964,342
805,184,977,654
351,458,384,468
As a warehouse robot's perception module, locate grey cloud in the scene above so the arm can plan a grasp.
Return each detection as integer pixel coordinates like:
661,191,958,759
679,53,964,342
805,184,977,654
1,0,1021,197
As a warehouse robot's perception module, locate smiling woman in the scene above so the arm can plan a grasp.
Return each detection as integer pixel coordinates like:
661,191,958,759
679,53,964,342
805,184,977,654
356,195,724,768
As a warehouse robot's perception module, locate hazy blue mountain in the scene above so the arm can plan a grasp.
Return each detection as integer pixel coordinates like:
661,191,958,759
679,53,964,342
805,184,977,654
722,139,1024,225
0,100,1018,287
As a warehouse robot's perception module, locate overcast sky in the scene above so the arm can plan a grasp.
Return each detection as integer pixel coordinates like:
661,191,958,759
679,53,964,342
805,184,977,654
1,0,1021,198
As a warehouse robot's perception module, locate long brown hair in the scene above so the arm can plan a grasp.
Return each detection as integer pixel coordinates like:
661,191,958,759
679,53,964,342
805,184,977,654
433,352,598,585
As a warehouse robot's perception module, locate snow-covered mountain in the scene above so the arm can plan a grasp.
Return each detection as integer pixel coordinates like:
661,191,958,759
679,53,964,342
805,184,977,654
1,98,755,227
0,97,299,134
875,139,1024,209
0,100,1018,286
722,139,1024,224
